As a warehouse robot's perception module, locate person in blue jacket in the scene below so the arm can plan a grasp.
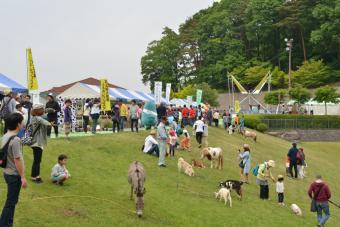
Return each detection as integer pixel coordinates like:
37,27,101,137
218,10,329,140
287,142,298,178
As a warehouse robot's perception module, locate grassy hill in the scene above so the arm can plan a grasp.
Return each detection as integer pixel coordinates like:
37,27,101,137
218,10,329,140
1,128,339,226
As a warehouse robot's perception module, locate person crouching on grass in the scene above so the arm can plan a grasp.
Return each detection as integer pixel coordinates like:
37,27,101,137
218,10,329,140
51,154,71,185
0,113,27,226
63,99,72,138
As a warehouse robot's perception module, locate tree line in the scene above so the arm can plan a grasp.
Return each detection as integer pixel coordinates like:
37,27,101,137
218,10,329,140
141,0,340,93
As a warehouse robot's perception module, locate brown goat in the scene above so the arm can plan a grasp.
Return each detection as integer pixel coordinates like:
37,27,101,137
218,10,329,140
128,161,146,217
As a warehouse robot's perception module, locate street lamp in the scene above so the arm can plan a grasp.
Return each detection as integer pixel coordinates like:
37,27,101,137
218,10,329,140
285,38,293,89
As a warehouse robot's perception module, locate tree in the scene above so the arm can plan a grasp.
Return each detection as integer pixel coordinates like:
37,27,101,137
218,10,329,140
288,85,311,105
314,86,340,115
264,89,287,105
292,59,332,88
174,82,219,106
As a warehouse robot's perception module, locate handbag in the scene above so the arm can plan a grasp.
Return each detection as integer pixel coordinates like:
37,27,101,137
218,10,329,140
22,123,40,146
311,185,324,212
239,160,245,168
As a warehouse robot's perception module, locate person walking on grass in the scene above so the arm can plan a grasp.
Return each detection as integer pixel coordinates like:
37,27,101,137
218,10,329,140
308,175,331,227
30,104,52,183
157,116,168,167
129,100,139,132
119,100,128,131
193,118,204,148
90,98,100,134
256,160,276,200
82,98,91,133
239,144,251,184
297,148,306,179
287,143,298,179
0,113,27,227
63,99,72,138
45,94,61,138
51,154,71,186
111,104,120,133
213,110,219,127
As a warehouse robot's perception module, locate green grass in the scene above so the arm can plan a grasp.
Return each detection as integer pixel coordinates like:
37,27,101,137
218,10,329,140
0,127,339,227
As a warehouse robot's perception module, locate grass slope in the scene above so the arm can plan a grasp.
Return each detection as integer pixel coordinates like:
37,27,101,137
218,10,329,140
0,128,339,227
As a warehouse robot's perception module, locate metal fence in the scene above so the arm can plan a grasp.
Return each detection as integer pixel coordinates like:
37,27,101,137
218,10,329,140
262,119,340,130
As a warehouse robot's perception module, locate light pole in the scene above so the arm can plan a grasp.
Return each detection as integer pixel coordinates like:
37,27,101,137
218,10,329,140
285,38,293,89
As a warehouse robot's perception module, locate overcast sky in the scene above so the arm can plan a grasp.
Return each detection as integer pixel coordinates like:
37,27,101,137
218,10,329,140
0,0,213,92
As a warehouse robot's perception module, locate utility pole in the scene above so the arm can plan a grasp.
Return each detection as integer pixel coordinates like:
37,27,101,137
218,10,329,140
285,38,293,89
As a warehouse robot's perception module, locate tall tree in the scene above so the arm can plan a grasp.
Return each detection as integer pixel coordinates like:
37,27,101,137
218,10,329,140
314,86,340,115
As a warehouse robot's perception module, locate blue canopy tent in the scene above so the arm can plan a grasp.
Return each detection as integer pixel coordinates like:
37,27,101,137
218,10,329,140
0,73,27,93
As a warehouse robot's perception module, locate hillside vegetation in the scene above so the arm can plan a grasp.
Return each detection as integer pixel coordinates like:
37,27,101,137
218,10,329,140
1,128,339,226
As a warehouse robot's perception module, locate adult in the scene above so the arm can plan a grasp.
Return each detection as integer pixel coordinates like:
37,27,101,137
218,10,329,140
193,118,205,148
157,116,168,167
240,114,245,133
111,104,120,133
213,110,220,127
207,107,213,126
189,106,196,126
197,105,203,120
21,94,32,125
0,113,27,226
90,98,100,134
137,103,143,128
181,105,189,126
119,100,128,131
45,94,61,138
0,90,17,133
222,111,228,130
287,143,298,178
297,148,306,179
256,160,276,200
234,114,240,132
308,175,331,227
129,100,139,132
82,98,92,133
239,144,251,184
30,104,52,183
143,130,159,157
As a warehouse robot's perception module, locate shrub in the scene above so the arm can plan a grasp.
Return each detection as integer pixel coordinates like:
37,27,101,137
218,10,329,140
256,123,268,132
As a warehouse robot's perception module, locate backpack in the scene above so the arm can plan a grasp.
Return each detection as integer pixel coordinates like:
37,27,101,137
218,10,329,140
0,135,17,168
252,164,259,176
0,98,13,120
22,123,40,146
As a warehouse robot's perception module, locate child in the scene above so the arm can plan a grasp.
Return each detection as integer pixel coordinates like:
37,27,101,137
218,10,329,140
51,154,71,185
285,158,290,176
180,125,191,151
64,99,72,138
276,175,285,206
169,128,177,157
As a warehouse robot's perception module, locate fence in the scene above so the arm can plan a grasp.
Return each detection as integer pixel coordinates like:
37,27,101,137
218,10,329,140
262,119,340,130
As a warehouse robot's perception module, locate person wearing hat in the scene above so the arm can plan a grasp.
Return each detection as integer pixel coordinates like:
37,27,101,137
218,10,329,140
238,144,251,184
0,90,17,133
256,160,276,200
308,175,331,227
276,175,285,206
157,116,168,167
287,142,299,179
143,129,159,157
30,104,52,183
45,93,61,138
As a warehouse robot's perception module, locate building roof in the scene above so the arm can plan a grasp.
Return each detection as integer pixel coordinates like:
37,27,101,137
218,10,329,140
43,77,123,94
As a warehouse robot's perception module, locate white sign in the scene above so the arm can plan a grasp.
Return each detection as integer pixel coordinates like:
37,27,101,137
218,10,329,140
30,90,40,105
165,83,171,103
154,81,162,105
187,96,193,105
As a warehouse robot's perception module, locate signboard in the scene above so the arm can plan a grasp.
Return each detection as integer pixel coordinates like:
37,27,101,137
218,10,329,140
100,79,111,111
26,48,39,91
165,83,171,103
187,96,193,106
196,89,203,104
154,81,162,105
235,100,240,113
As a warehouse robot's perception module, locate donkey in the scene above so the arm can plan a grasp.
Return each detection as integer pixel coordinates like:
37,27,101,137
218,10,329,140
128,161,146,217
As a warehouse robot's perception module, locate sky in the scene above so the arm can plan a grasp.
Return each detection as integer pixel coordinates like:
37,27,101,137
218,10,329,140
0,0,214,92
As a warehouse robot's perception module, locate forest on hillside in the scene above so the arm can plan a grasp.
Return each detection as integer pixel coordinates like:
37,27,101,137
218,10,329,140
141,0,340,92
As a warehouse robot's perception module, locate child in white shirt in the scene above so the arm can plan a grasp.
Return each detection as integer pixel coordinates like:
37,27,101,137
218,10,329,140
276,175,285,206
51,154,71,185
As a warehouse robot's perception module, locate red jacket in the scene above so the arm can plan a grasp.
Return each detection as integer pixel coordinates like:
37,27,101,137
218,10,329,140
182,108,189,118
189,108,196,119
308,181,331,202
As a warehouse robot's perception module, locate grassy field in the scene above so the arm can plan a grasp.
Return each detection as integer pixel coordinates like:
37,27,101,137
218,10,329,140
0,127,339,227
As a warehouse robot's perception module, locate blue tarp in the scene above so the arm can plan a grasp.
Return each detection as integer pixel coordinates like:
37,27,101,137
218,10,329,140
0,73,27,93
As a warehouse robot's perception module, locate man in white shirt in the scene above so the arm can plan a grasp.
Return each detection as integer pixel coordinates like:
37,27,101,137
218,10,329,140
143,130,159,157
193,118,205,148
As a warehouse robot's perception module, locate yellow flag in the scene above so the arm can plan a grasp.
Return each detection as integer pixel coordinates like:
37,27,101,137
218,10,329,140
235,100,240,113
26,48,39,90
100,79,111,111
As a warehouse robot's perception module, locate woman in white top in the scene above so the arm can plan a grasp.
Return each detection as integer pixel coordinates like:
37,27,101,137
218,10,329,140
90,98,100,134
82,98,91,133
143,130,159,157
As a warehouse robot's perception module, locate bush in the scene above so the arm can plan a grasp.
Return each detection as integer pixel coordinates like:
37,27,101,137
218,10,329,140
256,123,268,132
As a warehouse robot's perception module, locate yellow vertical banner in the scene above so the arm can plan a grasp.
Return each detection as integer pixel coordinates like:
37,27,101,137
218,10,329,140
26,48,39,90
235,100,240,113
100,79,111,111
